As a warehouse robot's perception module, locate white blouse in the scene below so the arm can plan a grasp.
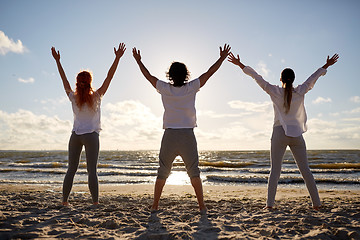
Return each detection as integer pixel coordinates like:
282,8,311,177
68,91,102,135
243,66,327,137
156,79,200,129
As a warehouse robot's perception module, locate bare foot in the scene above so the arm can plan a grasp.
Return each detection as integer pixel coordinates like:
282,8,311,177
200,207,208,215
313,205,322,211
62,201,69,206
263,206,273,210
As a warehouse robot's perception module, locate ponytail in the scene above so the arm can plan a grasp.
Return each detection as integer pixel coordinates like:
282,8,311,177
281,68,295,114
283,81,293,113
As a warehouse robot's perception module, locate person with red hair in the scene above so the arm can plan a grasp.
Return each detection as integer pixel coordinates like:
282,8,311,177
51,43,126,205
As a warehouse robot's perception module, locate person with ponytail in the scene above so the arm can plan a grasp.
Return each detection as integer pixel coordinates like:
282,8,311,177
51,43,126,206
132,44,231,213
228,53,339,210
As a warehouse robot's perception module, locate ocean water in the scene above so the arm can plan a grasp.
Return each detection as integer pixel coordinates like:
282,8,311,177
0,150,359,190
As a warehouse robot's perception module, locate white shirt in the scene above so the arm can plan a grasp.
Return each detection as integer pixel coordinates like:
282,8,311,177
243,66,327,137
68,91,102,134
156,79,200,129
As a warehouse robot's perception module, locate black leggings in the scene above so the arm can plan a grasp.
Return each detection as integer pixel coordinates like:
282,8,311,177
63,131,99,203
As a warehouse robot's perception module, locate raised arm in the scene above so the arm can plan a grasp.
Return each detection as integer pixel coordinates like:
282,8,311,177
51,47,72,95
227,52,246,69
322,54,339,69
228,52,275,93
198,44,231,87
298,53,340,95
132,47,158,88
97,43,126,96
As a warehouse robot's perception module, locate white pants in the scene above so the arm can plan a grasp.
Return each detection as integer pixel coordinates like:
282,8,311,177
266,126,321,207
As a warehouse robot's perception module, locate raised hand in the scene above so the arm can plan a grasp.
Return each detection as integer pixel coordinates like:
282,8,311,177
322,53,339,69
228,52,241,65
327,54,339,66
114,43,126,58
51,47,60,61
132,47,141,62
228,52,245,69
220,44,231,59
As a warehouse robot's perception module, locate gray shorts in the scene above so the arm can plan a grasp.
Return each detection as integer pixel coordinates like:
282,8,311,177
157,128,200,179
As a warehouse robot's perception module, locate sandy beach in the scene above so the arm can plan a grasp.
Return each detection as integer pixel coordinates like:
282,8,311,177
0,184,359,239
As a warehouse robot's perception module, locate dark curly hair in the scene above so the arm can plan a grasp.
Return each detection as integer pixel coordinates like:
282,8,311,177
166,62,190,87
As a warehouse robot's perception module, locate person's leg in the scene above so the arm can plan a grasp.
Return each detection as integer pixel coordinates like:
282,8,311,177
289,136,321,208
151,178,166,211
63,132,82,204
83,132,100,204
190,177,206,211
266,127,288,208
180,129,205,211
152,130,176,211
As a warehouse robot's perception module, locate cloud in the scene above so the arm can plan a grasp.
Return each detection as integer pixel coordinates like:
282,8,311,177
0,109,72,150
197,110,250,118
228,100,272,113
306,117,360,148
0,101,163,150
1,98,359,150
100,100,163,149
350,96,360,103
312,97,332,104
18,77,35,84
0,31,27,55
348,107,360,114
256,61,271,78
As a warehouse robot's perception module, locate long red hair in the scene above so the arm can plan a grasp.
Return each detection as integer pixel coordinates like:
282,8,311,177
75,71,95,110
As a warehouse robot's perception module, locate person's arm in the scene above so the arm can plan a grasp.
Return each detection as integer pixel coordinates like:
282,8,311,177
228,52,275,93
322,54,339,69
132,47,158,88
51,47,72,95
299,53,339,94
97,43,126,96
227,52,246,69
198,44,231,88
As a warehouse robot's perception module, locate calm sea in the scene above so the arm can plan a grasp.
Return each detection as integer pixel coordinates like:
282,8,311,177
0,150,359,190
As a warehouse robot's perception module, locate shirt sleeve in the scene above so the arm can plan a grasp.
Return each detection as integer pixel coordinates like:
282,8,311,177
296,68,327,95
156,80,168,94
68,91,75,101
243,66,277,95
188,78,200,92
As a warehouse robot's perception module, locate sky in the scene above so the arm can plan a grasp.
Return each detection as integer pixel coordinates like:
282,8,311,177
0,0,359,151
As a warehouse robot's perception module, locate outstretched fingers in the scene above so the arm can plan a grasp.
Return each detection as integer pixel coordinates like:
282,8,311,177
220,43,231,58
132,47,141,61
114,42,126,58
331,53,339,62
227,52,240,64
51,47,60,60
327,53,339,66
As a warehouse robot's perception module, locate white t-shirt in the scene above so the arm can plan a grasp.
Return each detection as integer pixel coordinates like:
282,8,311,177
156,79,201,129
243,66,327,137
68,91,102,134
